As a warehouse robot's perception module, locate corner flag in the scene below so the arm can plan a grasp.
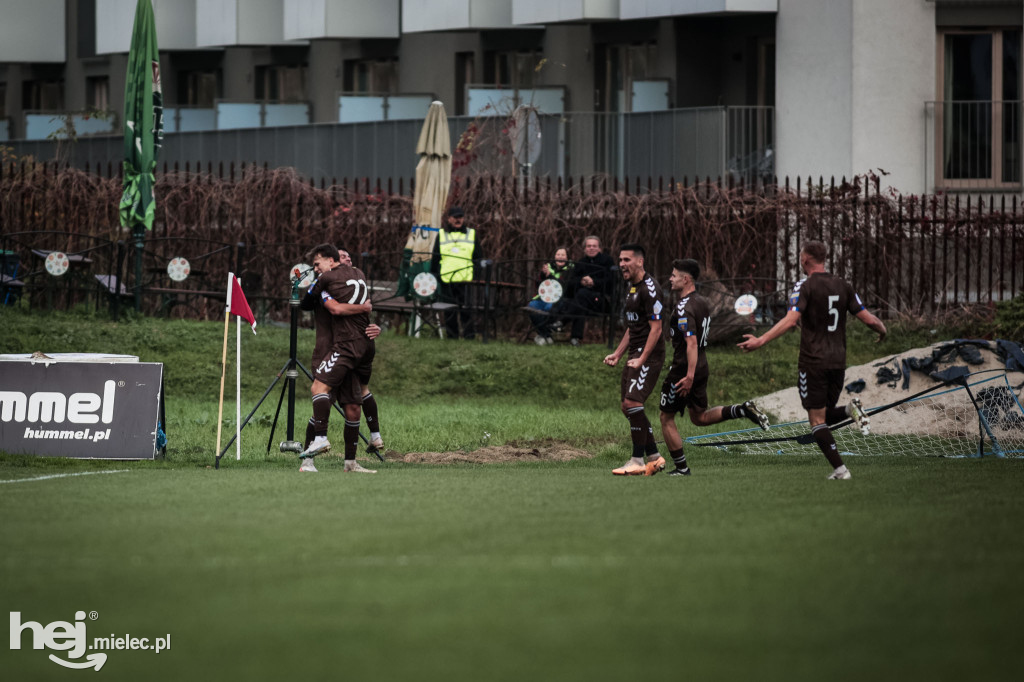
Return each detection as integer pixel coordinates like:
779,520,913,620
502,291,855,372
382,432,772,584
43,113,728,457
229,274,256,333
217,273,256,461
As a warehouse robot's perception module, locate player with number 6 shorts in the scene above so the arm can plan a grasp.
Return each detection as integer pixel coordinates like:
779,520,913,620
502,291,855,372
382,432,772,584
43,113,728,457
658,259,770,476
603,243,666,476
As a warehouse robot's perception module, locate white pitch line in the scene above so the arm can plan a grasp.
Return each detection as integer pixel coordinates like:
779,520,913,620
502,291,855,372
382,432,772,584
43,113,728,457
0,469,131,484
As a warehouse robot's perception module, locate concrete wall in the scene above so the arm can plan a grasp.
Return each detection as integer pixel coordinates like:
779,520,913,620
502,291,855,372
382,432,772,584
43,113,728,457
0,0,65,62
777,0,936,192
775,0,853,181
398,32,481,114
536,25,595,111
850,0,934,194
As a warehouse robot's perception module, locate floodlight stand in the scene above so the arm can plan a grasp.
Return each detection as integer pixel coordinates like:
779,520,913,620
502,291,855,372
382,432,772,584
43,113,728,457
214,279,382,469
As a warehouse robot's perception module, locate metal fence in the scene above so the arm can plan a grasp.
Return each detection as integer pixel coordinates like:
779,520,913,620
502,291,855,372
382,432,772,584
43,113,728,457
3,107,774,186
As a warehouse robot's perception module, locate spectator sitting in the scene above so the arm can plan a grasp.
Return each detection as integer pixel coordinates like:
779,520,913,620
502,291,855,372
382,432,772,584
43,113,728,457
527,247,575,345
554,235,615,346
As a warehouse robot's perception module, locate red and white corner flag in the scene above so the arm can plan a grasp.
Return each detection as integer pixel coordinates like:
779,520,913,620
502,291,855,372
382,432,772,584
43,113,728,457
229,273,257,334
217,272,256,461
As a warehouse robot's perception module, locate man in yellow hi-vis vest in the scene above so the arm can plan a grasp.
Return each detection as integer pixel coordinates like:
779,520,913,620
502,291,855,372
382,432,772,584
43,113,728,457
432,206,481,339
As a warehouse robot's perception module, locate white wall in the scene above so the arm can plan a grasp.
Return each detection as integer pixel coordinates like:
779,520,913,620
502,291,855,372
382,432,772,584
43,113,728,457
283,0,399,39
619,0,777,20
97,0,200,53
0,0,65,62
776,0,936,192
403,0,516,33
850,0,934,193
196,0,293,46
775,0,853,181
512,0,618,25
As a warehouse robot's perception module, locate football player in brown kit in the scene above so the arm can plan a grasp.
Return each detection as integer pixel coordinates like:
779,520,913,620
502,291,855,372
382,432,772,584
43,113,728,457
300,244,378,474
603,244,667,476
338,249,385,453
738,241,887,480
659,259,770,476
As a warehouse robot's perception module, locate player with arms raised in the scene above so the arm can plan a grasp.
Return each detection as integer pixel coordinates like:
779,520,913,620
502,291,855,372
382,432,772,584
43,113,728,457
659,259,770,476
738,241,886,480
603,244,666,476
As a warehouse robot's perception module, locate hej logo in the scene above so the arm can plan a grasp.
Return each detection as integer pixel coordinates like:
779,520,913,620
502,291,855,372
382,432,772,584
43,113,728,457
10,611,106,670
10,610,172,671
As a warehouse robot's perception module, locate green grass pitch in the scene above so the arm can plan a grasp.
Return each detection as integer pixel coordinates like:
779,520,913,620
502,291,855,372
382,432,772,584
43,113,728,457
1,311,1022,680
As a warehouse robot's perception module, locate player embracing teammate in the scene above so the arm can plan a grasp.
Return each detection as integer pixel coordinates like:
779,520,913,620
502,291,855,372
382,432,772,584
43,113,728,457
299,244,380,474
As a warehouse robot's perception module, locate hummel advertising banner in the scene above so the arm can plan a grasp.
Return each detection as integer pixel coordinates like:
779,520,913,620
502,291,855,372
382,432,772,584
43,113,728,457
0,361,163,459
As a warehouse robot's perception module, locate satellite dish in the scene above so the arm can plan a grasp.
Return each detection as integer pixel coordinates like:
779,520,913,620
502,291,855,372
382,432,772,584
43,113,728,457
167,257,191,282
44,252,70,277
511,105,542,166
412,272,438,298
537,278,563,304
734,294,758,315
290,263,316,289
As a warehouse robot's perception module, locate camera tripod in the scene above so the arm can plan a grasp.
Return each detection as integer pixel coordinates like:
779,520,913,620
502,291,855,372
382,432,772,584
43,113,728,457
214,278,385,469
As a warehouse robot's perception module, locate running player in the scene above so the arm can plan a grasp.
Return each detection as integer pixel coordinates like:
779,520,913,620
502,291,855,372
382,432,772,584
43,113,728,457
658,259,770,476
603,243,666,476
738,241,887,480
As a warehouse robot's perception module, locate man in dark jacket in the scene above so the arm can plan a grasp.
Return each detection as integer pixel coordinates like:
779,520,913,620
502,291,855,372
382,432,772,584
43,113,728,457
556,235,614,345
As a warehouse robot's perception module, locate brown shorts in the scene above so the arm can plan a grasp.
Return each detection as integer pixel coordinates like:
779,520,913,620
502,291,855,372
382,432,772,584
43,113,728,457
314,338,373,404
798,366,845,410
620,351,664,404
659,372,709,414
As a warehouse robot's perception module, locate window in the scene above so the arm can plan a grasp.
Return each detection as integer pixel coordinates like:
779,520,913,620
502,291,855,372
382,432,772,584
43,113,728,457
22,80,64,111
455,52,475,115
483,50,541,90
596,43,657,112
179,70,219,107
343,59,397,94
937,28,1021,187
86,76,109,111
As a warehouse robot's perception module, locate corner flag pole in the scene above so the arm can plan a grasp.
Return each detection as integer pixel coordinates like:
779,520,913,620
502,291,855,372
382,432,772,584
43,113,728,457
236,311,242,460
215,273,233,458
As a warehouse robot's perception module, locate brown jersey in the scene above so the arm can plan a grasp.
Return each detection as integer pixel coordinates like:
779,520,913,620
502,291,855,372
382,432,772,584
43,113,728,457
623,272,665,358
314,265,371,344
667,291,710,382
789,272,866,369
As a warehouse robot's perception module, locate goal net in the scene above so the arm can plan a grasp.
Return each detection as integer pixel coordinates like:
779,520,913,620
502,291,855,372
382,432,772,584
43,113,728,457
686,370,1024,458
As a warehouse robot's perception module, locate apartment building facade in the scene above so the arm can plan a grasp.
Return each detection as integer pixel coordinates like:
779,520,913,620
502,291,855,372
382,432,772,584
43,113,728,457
0,0,1020,195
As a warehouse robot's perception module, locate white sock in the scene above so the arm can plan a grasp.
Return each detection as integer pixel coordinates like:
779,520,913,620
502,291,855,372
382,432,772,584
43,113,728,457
834,465,849,475
630,457,645,466
370,431,381,441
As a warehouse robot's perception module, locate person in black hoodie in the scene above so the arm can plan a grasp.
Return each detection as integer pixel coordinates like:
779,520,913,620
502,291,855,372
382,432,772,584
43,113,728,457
555,235,614,346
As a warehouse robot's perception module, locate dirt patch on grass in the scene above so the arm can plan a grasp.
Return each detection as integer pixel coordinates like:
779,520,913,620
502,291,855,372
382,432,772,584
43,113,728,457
395,441,594,464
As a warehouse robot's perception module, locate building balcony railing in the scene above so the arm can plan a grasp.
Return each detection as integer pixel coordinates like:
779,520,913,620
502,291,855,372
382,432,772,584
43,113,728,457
925,100,1023,192
5,105,774,186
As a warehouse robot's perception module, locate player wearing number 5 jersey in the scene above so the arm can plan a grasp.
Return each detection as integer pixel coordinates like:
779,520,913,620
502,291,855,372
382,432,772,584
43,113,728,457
603,244,666,476
738,241,887,480
659,259,769,476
